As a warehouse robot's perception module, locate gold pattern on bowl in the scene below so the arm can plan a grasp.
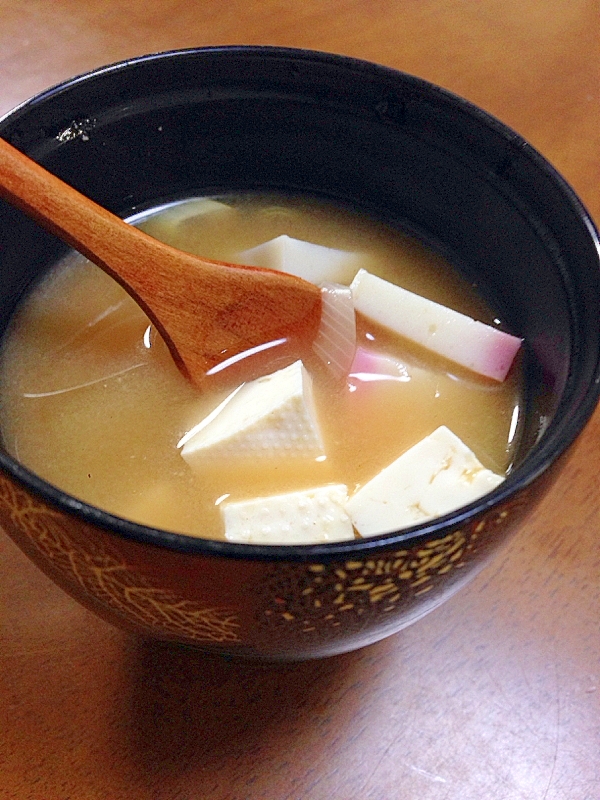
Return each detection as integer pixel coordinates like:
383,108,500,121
0,474,240,644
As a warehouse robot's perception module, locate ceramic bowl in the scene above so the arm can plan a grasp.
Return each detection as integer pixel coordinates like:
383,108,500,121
0,47,598,660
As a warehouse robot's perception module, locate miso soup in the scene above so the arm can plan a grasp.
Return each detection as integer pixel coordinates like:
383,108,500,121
0,194,523,542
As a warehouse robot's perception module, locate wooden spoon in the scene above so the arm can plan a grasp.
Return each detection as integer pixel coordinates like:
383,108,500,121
0,137,322,387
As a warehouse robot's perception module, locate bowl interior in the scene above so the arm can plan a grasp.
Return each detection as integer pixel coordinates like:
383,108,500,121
0,47,599,552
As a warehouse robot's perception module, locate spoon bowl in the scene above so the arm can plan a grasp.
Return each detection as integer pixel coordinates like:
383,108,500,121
0,137,322,386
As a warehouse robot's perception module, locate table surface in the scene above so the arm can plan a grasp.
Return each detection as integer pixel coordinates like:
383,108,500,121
0,2,598,798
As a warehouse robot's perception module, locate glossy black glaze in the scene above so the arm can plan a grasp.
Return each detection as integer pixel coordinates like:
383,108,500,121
0,48,598,658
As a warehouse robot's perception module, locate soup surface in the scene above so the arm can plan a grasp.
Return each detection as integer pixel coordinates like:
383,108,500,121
0,194,522,540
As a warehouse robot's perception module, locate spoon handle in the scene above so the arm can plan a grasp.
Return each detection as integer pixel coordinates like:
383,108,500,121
0,136,189,290
0,137,322,386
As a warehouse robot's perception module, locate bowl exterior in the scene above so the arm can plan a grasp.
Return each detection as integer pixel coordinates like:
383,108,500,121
0,467,548,659
0,47,598,659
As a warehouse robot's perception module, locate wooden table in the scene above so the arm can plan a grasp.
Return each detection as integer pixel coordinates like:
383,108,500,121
0,2,598,798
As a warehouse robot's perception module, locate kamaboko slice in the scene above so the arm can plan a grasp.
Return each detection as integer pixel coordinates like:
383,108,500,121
350,269,522,382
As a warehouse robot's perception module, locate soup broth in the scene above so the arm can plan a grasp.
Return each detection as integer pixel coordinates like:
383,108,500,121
0,194,522,540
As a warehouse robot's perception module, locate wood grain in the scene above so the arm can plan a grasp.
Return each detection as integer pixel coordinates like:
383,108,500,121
0,2,598,798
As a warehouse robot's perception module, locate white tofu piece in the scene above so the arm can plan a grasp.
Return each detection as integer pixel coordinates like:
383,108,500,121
180,360,324,467
345,426,504,537
222,484,354,544
350,269,522,382
237,235,362,285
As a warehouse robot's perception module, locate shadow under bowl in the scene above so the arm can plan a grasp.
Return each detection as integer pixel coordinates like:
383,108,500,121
0,46,598,660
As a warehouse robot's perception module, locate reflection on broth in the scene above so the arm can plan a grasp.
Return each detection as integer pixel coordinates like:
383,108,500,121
0,194,523,542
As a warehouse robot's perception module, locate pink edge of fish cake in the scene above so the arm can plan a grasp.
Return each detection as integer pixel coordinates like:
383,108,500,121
468,321,523,382
350,269,522,382
349,346,404,377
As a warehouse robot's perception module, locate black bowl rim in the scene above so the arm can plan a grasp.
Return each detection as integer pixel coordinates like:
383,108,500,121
1,44,599,564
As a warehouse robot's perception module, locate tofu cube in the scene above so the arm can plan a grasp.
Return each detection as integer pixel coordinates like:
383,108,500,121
237,235,362,285
222,484,354,544
345,426,504,537
350,269,522,381
180,360,324,467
